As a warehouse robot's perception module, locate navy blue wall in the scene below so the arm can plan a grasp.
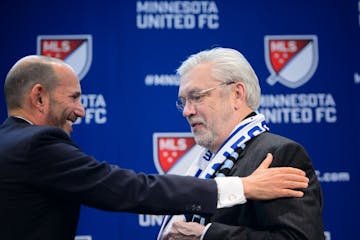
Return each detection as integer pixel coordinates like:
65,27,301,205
1,1,359,239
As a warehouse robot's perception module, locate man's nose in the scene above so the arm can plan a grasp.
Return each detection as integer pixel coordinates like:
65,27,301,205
182,101,196,117
75,102,85,118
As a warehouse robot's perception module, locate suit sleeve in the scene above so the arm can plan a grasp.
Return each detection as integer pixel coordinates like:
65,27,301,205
204,141,324,240
25,128,218,215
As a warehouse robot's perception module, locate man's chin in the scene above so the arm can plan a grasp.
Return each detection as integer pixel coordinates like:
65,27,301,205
193,135,206,146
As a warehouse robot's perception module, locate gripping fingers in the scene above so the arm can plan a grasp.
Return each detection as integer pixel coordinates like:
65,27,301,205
280,189,305,198
282,179,309,189
283,172,309,182
273,167,306,176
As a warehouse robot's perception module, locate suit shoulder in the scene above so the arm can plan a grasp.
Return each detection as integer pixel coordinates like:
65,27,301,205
244,132,309,165
252,132,312,168
253,132,302,149
1,118,71,147
30,125,69,139
27,126,75,151
6,124,71,146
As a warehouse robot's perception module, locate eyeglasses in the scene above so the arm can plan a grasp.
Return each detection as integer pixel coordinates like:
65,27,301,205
176,81,236,112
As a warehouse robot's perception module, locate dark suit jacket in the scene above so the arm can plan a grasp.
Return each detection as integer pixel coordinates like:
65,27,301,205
0,117,217,240
203,132,325,240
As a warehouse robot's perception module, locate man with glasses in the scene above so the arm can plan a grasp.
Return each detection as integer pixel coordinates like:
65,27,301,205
159,47,324,240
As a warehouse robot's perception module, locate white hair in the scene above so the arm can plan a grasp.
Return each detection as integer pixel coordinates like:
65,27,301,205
177,47,261,110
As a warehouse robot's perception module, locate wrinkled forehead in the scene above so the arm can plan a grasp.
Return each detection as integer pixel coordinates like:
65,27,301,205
178,62,216,96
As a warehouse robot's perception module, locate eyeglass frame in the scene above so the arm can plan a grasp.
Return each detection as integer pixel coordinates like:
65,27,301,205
175,81,236,113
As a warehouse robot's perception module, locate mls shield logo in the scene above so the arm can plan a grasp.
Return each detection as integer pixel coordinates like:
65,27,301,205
153,133,203,175
264,35,318,88
37,35,92,81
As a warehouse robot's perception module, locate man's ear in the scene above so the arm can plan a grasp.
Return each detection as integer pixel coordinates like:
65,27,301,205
234,82,246,100
30,84,47,113
233,82,246,110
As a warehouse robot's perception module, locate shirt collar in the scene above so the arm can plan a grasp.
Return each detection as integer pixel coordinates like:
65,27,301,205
12,116,34,125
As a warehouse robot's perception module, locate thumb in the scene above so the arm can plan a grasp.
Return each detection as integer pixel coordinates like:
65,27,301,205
256,153,273,170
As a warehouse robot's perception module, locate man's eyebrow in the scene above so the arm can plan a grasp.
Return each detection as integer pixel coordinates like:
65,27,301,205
185,88,202,95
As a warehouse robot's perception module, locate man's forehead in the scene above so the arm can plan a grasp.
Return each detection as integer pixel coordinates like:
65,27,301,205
179,66,214,93
178,77,200,95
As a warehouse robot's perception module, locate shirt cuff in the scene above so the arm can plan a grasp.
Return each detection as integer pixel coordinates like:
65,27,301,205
200,223,212,240
214,176,246,208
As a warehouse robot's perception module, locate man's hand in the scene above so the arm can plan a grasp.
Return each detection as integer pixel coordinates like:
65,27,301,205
163,221,205,240
242,153,309,200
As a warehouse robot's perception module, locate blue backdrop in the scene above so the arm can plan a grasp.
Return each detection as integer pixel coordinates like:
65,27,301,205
0,0,359,239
